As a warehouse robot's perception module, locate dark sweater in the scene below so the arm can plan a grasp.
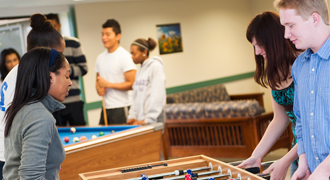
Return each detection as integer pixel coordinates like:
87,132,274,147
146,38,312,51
63,36,88,104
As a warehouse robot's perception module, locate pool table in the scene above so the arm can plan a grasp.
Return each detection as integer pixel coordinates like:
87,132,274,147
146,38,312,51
58,123,164,180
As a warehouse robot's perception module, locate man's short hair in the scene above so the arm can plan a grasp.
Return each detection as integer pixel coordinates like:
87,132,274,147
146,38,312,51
274,0,329,25
102,19,121,35
45,13,60,24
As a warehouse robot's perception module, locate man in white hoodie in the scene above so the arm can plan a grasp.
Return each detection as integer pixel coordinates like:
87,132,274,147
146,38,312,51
127,37,166,125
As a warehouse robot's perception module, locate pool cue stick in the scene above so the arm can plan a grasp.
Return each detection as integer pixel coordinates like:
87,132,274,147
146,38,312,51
102,98,108,126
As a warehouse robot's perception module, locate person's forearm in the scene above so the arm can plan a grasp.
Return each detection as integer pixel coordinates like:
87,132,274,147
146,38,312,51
280,144,298,165
105,81,133,90
313,155,330,176
251,118,289,159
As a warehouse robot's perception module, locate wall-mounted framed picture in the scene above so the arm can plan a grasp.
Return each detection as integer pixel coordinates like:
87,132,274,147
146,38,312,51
156,23,183,55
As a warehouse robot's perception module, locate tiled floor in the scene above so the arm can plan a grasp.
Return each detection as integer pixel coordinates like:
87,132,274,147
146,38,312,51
217,148,291,180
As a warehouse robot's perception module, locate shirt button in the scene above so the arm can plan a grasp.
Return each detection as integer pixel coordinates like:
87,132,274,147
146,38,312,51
311,135,314,138
311,113,313,116
316,157,319,160
312,68,315,71
311,90,314,94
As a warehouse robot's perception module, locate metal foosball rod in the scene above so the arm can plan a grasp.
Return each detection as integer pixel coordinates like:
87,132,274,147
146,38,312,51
162,168,231,180
260,161,276,167
256,173,270,180
196,170,245,180
228,160,275,175
220,173,269,180
228,161,276,167
219,171,271,180
127,163,214,180
121,163,168,173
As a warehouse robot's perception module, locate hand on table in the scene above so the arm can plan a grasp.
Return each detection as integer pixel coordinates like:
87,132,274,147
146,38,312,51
237,156,262,169
263,158,290,180
291,154,311,180
291,166,310,180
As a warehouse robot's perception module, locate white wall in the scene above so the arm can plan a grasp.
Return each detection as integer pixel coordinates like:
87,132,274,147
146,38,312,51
0,5,69,18
74,0,278,123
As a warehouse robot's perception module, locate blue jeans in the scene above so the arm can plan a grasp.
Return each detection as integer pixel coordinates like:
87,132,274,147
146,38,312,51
290,163,298,178
0,161,4,180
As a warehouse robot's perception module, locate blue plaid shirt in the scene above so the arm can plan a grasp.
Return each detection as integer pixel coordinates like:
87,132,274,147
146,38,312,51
292,36,330,172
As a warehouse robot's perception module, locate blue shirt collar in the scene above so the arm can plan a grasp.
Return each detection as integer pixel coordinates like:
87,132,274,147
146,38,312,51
305,36,330,60
304,49,312,60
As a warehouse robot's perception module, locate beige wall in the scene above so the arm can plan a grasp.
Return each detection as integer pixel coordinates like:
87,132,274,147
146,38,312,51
75,0,278,124
250,0,278,16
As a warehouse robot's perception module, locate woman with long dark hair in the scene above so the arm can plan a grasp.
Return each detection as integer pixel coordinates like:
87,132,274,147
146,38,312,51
0,48,20,82
237,11,302,179
3,47,71,179
0,13,65,179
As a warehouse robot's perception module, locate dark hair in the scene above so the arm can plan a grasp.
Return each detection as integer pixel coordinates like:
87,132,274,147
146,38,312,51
45,13,60,24
102,19,121,35
4,47,66,137
27,13,64,51
246,11,301,90
132,38,157,56
0,48,20,81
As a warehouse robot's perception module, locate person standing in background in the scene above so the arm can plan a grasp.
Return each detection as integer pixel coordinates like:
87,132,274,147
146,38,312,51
0,48,20,84
46,13,88,126
127,37,166,125
95,19,136,125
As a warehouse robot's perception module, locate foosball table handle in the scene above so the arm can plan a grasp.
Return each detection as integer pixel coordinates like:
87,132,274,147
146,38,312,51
244,167,260,174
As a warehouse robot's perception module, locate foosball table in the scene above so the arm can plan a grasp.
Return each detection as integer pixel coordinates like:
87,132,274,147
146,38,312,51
79,155,270,180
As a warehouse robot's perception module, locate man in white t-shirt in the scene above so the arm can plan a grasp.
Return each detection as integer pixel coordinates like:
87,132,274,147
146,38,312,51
95,19,136,125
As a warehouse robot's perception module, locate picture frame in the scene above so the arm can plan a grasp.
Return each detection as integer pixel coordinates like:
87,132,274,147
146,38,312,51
156,23,183,55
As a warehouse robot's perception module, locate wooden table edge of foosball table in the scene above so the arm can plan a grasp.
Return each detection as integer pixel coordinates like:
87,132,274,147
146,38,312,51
78,155,264,180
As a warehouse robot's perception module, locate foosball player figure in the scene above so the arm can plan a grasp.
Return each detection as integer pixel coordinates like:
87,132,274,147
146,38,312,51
185,174,192,180
186,169,198,178
141,174,149,180
187,169,192,176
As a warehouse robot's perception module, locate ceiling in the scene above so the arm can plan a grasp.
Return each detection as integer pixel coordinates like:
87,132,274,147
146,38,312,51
0,0,149,8
0,0,159,18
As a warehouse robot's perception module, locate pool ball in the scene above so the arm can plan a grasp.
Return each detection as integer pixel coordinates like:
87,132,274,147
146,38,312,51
63,137,69,143
99,131,105,136
91,135,97,139
80,136,87,141
70,127,76,134
73,137,79,142
111,130,115,133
